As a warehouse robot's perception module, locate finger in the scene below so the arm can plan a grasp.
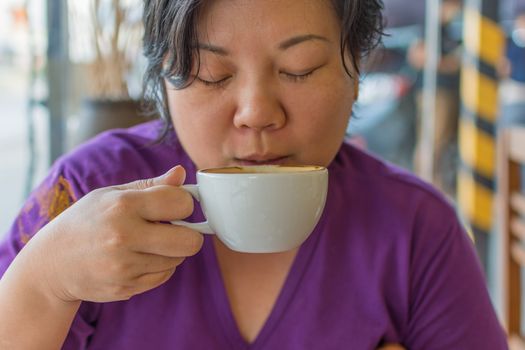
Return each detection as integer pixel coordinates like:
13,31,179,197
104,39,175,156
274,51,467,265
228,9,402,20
156,166,186,187
377,345,406,350
117,165,186,191
125,185,194,222
132,268,177,295
129,222,204,258
133,254,184,275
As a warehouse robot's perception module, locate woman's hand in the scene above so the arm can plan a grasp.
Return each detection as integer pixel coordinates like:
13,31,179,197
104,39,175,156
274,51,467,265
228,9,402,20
23,165,203,303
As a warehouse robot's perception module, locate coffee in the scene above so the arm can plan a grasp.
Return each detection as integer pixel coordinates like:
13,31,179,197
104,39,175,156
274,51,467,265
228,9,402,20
202,165,325,174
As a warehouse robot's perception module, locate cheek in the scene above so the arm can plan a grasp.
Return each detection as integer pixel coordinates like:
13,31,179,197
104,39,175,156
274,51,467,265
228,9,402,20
167,93,200,138
286,78,354,162
290,79,354,134
166,89,232,167
167,88,230,134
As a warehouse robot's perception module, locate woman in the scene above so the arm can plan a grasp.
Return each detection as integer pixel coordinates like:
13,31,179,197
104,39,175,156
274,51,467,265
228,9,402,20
0,0,507,348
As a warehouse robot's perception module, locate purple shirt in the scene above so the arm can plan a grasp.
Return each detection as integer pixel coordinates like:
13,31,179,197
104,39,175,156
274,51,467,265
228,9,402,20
0,121,508,349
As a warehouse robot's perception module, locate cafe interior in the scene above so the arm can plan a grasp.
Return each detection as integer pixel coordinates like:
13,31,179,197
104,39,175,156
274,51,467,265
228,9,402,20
0,0,524,347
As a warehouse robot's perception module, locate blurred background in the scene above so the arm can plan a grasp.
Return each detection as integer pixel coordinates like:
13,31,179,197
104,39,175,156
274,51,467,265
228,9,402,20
0,0,144,235
1,0,525,346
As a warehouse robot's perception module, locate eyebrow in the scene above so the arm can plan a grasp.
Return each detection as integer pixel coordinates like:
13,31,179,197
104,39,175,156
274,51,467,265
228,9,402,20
278,34,331,50
196,34,330,56
197,43,229,56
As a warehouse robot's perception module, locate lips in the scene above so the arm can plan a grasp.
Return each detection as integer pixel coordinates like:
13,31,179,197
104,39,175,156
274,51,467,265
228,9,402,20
234,155,290,166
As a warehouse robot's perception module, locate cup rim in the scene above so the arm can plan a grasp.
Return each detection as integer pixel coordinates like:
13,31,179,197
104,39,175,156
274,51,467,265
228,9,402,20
198,165,327,175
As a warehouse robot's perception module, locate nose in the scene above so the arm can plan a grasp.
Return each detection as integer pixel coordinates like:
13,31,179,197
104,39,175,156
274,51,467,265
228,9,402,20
232,79,286,131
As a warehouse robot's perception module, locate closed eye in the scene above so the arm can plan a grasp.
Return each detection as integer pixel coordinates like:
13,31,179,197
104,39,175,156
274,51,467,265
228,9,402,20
282,71,314,82
196,75,232,87
280,65,322,82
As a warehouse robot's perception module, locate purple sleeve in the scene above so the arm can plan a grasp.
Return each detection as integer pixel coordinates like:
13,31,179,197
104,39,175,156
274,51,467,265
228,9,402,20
0,163,99,349
403,203,508,349
0,164,82,276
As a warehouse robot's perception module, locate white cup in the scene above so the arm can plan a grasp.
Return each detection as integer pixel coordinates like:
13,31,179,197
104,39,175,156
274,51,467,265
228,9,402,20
172,165,328,253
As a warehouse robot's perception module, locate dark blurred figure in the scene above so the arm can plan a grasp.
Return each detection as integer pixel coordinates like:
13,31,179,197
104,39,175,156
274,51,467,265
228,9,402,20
407,0,463,198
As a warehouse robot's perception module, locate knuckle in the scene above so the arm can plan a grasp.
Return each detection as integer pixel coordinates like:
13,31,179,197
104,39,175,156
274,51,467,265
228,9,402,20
104,229,128,249
134,178,154,190
109,191,135,215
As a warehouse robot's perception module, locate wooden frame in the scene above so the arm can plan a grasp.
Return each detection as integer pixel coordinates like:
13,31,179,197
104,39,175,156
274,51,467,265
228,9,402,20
497,127,525,349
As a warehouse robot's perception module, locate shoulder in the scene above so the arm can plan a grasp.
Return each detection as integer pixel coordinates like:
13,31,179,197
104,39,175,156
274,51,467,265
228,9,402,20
52,120,191,195
331,142,457,222
0,121,192,258
325,144,507,348
327,142,467,251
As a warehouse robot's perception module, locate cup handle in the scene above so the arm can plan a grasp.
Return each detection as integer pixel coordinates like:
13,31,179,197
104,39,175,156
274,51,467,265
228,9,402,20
170,184,215,234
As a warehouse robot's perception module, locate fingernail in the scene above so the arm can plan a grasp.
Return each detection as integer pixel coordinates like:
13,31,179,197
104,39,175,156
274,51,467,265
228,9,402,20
165,165,181,177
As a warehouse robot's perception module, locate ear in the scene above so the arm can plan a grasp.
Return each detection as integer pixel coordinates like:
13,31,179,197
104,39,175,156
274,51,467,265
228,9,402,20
349,55,360,101
342,50,360,101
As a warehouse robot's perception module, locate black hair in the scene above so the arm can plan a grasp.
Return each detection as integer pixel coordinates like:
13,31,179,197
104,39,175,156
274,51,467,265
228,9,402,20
142,0,385,139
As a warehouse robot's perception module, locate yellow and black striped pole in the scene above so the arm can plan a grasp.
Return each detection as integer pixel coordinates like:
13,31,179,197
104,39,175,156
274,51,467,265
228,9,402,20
458,0,504,265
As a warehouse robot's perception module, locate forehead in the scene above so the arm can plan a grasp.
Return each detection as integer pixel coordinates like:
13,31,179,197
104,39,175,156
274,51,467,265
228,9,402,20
197,0,340,44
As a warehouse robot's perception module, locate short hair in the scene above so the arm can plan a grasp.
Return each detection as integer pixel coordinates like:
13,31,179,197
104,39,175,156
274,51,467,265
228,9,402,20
142,0,385,138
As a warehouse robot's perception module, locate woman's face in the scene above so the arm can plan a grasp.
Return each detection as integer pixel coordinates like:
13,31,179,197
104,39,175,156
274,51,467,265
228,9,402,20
165,0,356,169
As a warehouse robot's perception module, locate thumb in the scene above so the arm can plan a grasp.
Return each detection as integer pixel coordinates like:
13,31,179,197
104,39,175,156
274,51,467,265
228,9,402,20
118,165,187,190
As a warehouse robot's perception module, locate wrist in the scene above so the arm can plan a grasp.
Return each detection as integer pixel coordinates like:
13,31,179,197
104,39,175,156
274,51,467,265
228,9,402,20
13,233,81,306
0,248,81,349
